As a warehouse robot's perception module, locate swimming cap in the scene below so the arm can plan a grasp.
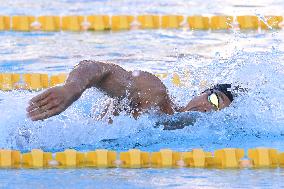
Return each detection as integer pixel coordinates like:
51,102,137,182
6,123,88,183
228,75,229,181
214,84,233,102
205,84,234,102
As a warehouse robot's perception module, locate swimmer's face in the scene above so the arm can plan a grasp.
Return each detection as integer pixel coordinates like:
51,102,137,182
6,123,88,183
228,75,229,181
181,91,232,112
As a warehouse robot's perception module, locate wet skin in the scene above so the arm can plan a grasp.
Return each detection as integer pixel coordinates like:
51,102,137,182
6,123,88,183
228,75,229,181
26,60,232,121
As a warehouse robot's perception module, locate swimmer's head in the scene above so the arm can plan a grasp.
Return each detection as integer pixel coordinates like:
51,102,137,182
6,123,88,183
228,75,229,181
181,84,234,113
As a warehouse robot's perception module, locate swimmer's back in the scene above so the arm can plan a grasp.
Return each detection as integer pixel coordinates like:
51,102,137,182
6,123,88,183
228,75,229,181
90,61,174,114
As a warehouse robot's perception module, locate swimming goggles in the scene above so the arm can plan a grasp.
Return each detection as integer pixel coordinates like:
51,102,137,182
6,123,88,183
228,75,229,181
208,92,220,110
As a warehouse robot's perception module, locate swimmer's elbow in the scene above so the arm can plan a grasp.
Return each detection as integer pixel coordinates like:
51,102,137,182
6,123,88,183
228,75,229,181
73,60,110,87
76,60,103,70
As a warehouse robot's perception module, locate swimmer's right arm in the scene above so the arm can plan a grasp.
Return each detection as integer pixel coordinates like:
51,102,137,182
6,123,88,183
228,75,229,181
27,60,111,121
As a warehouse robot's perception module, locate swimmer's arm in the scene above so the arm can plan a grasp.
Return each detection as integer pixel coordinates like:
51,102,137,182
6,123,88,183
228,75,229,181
27,60,112,121
66,60,112,95
156,113,197,130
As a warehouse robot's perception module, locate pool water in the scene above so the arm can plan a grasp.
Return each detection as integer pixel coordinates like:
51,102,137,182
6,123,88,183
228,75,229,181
1,168,284,189
0,0,284,188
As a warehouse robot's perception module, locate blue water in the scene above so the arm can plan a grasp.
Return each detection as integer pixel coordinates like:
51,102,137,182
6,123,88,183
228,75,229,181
1,168,284,189
0,0,284,188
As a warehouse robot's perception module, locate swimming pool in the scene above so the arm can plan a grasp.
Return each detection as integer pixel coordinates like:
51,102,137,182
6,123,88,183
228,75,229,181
1,0,284,188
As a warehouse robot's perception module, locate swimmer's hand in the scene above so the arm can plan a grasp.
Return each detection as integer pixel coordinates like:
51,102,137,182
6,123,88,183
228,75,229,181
26,83,80,121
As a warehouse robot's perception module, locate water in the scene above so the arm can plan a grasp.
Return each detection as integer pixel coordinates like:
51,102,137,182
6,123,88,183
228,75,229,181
0,0,283,15
0,0,284,188
1,168,284,189
1,30,283,152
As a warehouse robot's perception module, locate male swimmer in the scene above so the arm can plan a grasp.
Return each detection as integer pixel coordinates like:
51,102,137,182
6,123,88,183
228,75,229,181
26,60,234,127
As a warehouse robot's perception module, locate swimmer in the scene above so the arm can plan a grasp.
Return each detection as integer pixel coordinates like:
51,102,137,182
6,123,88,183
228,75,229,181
26,60,234,127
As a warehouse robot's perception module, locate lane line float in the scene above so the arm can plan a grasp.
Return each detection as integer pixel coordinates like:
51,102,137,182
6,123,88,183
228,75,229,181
0,148,283,169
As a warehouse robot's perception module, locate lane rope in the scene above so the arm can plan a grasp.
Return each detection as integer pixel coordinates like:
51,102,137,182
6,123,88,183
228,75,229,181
0,15,282,32
0,72,199,91
0,148,283,169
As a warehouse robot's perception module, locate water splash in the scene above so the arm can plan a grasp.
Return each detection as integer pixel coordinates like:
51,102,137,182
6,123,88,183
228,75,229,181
0,46,284,152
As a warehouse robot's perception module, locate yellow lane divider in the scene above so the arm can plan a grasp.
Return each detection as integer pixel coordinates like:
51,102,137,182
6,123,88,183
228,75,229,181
23,73,49,90
0,72,196,91
0,148,284,169
22,149,52,168
161,15,184,29
137,15,160,29
55,149,85,167
111,15,135,30
210,16,233,30
260,16,283,29
86,149,116,168
38,16,61,31
11,16,36,31
120,149,149,168
0,16,10,30
0,73,67,91
188,16,210,30
237,16,259,30
0,15,282,32
248,148,279,168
